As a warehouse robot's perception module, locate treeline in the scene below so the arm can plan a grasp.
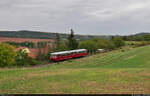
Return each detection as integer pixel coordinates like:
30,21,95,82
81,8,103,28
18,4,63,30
0,30,57,39
121,34,150,41
0,30,110,40
5,41,52,48
5,41,36,48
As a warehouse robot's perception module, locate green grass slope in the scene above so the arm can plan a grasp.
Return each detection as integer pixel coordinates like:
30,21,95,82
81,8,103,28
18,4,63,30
0,46,150,94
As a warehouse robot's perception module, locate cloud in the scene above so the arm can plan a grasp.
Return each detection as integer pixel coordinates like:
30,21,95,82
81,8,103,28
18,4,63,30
0,0,150,35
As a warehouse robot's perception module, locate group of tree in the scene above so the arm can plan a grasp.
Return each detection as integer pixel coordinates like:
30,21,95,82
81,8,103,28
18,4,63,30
79,37,125,54
55,29,125,54
54,29,79,52
36,41,52,61
0,42,40,67
121,34,150,41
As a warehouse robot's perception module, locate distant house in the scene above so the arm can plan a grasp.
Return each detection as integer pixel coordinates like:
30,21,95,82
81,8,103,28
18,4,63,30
16,47,30,53
15,44,51,59
16,47,38,58
28,48,38,58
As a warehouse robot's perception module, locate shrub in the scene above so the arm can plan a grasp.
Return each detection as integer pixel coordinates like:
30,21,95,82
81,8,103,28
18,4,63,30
139,41,150,46
0,43,17,67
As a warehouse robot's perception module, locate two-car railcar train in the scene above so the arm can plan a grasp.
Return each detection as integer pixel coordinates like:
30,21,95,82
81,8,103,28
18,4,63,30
50,49,88,61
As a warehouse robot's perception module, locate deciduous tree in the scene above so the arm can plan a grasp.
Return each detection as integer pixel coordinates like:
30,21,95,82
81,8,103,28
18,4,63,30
0,43,17,67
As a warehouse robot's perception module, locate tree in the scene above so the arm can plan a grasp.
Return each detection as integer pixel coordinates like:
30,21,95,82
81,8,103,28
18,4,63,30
144,35,150,41
113,37,125,47
96,39,109,49
37,41,47,48
0,43,17,67
55,33,61,51
107,41,116,50
67,29,78,50
111,36,115,40
37,42,48,61
58,41,68,51
79,40,97,54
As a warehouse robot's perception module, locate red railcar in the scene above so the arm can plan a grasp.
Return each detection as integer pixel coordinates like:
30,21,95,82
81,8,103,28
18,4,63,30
50,49,88,61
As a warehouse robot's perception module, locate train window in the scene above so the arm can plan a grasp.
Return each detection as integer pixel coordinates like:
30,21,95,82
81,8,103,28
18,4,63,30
61,54,64,56
66,53,68,56
79,51,83,53
63,54,66,56
53,56,56,58
51,54,55,56
63,53,67,56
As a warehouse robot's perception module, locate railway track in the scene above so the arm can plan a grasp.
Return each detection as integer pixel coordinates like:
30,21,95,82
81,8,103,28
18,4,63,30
30,51,109,68
31,54,96,68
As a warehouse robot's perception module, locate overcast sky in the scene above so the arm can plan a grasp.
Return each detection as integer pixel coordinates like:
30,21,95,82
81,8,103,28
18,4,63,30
0,0,150,35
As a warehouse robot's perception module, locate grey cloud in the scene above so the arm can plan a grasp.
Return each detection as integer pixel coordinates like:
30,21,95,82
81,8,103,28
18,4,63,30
0,0,150,35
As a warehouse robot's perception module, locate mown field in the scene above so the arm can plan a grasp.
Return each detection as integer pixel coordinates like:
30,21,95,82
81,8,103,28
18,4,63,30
0,45,150,94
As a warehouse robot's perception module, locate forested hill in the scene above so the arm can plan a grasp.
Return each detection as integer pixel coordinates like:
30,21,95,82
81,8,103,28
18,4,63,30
133,32,150,36
0,30,111,40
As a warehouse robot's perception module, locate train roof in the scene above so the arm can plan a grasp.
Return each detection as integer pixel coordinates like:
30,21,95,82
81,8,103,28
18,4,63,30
70,49,87,52
51,49,87,55
51,51,70,55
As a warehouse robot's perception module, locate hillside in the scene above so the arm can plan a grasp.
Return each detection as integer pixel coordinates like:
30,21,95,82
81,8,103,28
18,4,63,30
0,46,150,94
0,30,111,40
133,32,150,36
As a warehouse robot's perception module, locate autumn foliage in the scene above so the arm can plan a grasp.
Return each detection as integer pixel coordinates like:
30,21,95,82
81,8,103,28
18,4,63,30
0,43,17,67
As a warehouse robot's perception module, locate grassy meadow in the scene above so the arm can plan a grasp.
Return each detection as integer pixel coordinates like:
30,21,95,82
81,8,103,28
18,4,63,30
0,45,150,94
